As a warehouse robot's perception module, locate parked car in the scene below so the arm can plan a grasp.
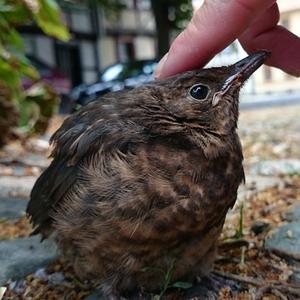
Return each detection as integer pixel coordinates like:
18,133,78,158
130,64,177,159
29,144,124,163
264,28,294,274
22,55,71,95
69,59,158,110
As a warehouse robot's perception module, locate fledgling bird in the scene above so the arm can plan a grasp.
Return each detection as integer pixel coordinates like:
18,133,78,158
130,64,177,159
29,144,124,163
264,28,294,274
27,51,269,299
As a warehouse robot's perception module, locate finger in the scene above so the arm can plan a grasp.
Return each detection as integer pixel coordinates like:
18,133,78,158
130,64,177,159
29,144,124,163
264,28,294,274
155,0,275,78
239,4,300,77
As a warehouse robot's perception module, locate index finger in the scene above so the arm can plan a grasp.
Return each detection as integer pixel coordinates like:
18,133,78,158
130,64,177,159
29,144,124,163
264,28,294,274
156,0,275,78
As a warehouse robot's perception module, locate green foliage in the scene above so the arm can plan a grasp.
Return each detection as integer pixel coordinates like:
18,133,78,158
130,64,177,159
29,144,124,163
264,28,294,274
171,281,193,289
234,202,244,239
151,0,193,56
20,82,59,134
167,0,193,31
151,0,193,31
0,0,70,142
140,259,193,299
34,0,70,41
0,81,19,146
89,0,125,13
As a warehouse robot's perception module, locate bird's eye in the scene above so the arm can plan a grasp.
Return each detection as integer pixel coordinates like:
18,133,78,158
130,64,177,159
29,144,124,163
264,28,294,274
189,84,209,100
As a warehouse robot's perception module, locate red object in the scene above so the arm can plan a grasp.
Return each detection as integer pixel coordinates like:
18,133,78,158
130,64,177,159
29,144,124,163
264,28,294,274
22,56,71,94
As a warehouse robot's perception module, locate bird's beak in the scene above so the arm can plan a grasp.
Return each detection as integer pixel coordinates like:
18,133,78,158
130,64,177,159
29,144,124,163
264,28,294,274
231,50,271,82
212,51,271,106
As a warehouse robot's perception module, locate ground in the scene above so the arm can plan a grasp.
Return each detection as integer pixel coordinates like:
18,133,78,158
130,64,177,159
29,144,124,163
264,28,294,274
1,104,300,300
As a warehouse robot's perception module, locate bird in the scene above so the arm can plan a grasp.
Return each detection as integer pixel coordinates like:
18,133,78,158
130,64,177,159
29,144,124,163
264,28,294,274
27,51,269,299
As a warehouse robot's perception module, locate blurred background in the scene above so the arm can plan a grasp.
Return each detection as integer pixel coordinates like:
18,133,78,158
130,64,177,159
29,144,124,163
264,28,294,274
1,0,300,140
1,1,300,299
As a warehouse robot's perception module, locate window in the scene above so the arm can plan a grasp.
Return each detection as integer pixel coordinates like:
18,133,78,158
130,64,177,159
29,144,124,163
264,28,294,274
117,38,135,62
137,0,151,10
121,0,135,9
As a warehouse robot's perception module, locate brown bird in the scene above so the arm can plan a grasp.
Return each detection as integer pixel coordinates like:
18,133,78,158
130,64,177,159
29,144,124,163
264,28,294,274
27,51,269,299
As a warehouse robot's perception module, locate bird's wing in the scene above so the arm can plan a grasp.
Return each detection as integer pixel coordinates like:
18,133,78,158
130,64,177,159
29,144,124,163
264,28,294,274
27,97,147,235
28,156,75,235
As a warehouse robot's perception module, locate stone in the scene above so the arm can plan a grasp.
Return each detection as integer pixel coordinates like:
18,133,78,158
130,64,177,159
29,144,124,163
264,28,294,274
0,287,7,299
251,221,270,235
0,236,59,285
0,197,28,219
289,270,300,285
285,205,300,222
32,268,65,287
48,272,65,287
8,279,26,294
237,175,281,202
18,153,49,169
245,175,281,191
33,268,48,281
184,275,240,300
251,159,300,176
265,222,300,260
0,153,49,169
0,176,37,198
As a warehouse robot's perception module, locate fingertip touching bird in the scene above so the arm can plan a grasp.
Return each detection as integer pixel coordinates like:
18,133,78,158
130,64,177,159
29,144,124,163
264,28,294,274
27,51,270,299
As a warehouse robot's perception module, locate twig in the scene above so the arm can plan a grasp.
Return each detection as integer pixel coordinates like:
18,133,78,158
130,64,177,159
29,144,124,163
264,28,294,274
213,270,261,286
240,246,246,266
254,286,271,300
272,288,288,300
276,285,300,297
215,256,240,264
268,281,300,290
218,239,249,251
214,270,300,298
267,251,283,262
255,285,298,300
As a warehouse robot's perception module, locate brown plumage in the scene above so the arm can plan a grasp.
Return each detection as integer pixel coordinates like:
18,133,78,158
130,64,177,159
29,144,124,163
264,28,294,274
27,51,269,298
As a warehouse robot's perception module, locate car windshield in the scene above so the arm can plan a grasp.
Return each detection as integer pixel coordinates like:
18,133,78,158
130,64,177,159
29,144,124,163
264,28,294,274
100,61,157,82
100,64,123,82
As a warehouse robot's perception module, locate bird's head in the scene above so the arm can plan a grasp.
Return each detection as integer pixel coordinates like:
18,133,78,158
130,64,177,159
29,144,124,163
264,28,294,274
144,51,270,157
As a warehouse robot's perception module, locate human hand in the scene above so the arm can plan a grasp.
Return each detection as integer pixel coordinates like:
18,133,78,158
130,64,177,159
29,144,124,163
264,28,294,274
155,0,300,78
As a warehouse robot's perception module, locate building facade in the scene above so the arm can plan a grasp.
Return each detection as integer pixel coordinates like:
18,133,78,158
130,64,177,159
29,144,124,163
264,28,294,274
254,0,300,94
196,0,300,96
21,0,156,88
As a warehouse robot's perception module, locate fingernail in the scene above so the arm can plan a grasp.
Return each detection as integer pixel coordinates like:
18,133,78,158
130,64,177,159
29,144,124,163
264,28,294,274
155,52,169,79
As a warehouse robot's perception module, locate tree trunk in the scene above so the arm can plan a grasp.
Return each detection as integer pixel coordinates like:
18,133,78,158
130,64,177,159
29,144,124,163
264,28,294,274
151,0,171,58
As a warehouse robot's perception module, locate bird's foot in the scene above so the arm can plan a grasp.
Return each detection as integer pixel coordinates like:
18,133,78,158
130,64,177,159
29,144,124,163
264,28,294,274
101,284,127,300
104,291,127,300
199,272,240,294
184,273,240,299
106,290,148,300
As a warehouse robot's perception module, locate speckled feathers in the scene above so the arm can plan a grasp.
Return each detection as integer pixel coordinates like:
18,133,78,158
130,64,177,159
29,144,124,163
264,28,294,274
25,52,272,297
